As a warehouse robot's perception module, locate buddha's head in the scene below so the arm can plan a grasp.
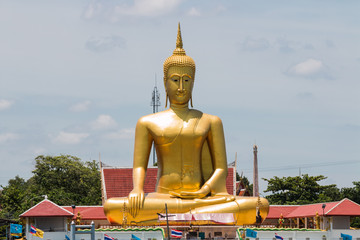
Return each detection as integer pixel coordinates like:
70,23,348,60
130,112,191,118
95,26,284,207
163,23,196,107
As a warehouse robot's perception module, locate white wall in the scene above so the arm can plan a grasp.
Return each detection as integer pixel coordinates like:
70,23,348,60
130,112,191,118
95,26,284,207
26,230,164,240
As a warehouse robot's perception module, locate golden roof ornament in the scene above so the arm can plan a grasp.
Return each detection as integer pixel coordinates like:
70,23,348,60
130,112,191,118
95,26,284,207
163,22,196,85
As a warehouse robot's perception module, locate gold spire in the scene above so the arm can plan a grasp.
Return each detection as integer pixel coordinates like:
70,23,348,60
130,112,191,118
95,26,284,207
176,22,183,49
172,22,186,56
163,22,195,85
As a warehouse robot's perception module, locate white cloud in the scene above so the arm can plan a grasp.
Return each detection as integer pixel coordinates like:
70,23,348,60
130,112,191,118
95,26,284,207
215,4,227,13
288,58,324,77
242,37,269,51
69,101,91,112
0,133,19,143
187,7,201,16
276,38,295,53
53,131,89,144
115,0,182,17
91,114,117,130
103,128,135,140
83,0,182,21
86,35,126,52
83,2,102,19
0,99,13,111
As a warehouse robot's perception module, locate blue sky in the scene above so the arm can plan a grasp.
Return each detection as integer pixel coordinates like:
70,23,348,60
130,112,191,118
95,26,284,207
1,0,359,194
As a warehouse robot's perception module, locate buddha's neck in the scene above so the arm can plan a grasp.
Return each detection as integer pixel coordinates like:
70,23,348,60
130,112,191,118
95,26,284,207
170,103,189,115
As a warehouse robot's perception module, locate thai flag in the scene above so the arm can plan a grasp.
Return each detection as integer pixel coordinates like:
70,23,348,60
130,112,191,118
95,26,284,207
275,233,283,240
30,225,37,235
104,234,114,240
171,229,182,238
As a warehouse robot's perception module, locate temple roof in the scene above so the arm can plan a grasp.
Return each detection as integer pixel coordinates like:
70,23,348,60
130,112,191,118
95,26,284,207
62,206,106,220
20,199,73,217
267,198,360,219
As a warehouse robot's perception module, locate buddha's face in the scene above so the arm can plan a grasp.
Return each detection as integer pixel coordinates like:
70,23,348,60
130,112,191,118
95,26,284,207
166,66,194,105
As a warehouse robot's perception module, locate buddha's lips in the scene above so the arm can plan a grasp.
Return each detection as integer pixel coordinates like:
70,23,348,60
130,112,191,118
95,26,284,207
176,92,187,97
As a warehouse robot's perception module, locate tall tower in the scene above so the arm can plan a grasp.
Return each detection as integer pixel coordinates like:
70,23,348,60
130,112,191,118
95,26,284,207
150,82,160,166
253,145,259,197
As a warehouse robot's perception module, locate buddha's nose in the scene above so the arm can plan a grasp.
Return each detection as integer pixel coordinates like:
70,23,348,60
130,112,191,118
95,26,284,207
178,79,185,92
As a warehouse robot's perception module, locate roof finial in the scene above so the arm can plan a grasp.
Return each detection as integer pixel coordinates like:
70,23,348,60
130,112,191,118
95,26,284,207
176,22,183,49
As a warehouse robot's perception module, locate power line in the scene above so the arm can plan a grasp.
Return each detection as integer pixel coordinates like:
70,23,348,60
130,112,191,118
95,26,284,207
241,159,360,173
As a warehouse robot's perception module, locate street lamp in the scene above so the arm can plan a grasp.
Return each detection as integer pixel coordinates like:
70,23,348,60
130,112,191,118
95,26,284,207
322,204,326,230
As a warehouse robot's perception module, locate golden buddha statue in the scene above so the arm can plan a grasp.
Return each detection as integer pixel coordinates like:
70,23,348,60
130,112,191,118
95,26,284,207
104,23,269,226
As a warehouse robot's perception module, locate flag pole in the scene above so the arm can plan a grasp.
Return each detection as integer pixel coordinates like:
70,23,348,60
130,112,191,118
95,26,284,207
165,203,170,240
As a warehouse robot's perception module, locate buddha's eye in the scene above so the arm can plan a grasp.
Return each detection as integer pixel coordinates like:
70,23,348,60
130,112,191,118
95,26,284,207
184,79,189,82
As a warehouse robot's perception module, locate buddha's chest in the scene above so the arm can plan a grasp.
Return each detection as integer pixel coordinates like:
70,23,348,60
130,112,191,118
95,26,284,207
149,116,210,145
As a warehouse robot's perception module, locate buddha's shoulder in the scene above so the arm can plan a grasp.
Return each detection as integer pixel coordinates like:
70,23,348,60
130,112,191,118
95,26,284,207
136,110,173,125
201,112,223,123
137,109,222,125
190,110,223,126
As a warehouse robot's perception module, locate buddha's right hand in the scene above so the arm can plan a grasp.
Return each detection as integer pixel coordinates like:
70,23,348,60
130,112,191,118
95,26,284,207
128,189,144,217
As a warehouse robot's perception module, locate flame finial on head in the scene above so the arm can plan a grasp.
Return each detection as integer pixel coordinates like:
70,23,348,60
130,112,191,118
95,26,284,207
176,22,183,49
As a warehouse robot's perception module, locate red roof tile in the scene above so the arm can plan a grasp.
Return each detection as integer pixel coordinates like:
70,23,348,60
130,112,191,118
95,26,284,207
267,199,360,219
103,167,235,199
267,205,299,219
286,202,337,218
20,199,73,218
327,199,360,216
63,206,106,220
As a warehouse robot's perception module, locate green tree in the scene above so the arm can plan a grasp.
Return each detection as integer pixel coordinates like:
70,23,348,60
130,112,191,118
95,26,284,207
0,176,33,219
31,155,101,205
0,155,101,222
236,172,253,195
340,181,360,204
263,174,339,205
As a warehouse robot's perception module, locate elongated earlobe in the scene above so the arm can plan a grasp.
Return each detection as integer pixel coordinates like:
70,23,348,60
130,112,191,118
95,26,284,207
190,96,193,108
165,93,168,108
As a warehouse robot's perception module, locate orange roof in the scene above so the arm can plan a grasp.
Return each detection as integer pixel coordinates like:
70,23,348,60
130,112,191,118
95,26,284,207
267,199,360,219
286,199,360,218
267,205,299,219
20,199,73,218
62,206,106,220
102,167,236,200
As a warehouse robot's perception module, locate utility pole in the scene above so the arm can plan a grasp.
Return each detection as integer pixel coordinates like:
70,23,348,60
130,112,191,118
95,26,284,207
150,79,160,166
253,145,259,197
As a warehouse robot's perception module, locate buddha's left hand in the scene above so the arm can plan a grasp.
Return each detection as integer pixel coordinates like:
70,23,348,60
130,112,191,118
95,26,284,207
170,184,210,199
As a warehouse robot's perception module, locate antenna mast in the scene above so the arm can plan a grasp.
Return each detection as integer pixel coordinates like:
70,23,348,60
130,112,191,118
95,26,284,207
150,76,161,166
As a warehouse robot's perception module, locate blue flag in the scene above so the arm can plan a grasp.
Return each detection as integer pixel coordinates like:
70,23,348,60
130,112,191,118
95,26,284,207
341,233,352,240
131,234,141,240
246,229,257,238
275,233,283,240
10,224,22,236
65,235,70,240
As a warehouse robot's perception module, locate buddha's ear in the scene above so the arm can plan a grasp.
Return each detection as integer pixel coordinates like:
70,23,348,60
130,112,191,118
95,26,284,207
165,93,168,108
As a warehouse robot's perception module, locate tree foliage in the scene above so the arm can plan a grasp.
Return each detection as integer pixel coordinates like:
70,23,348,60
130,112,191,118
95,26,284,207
32,155,101,205
263,174,340,205
0,155,101,221
236,172,253,195
340,181,360,204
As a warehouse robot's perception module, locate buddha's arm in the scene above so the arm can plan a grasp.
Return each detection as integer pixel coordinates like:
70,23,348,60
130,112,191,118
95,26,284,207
204,116,228,194
128,118,153,217
173,116,228,199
